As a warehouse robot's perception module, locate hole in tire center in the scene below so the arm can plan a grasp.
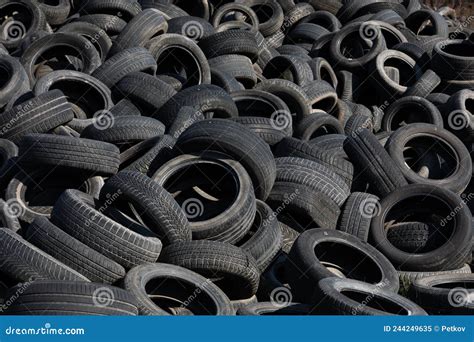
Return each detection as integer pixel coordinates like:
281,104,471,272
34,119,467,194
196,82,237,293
389,103,435,130
250,4,273,25
340,290,409,315
156,46,201,87
340,31,373,59
402,136,457,180
162,161,239,222
314,241,383,284
0,63,13,89
441,42,474,57
383,57,417,87
235,98,277,118
48,78,107,118
34,46,87,77
144,277,218,315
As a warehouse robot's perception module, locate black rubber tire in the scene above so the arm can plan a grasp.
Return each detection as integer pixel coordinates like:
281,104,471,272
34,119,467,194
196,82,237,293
92,47,157,88
275,157,350,206
266,182,341,231
198,30,259,62
232,116,289,146
302,80,338,112
398,264,472,295
318,277,427,315
254,78,312,122
235,200,282,271
405,9,449,38
370,184,473,272
209,55,256,88
100,170,191,246
18,134,120,176
237,302,315,315
274,137,353,187
211,3,259,32
58,22,113,62
210,68,245,93
160,240,260,300
176,119,276,200
338,192,380,242
124,263,233,316
262,55,314,87
146,33,211,87
240,0,284,37
432,40,474,81
75,14,127,36
79,0,142,22
51,190,163,269
404,69,441,97
386,222,430,254
81,116,165,146
0,90,74,144
0,228,89,282
344,128,408,197
386,123,472,194
167,107,204,139
110,98,142,117
109,8,167,56
152,152,256,244
20,32,101,86
308,133,348,160
157,85,238,127
381,96,443,132
286,228,399,303
140,1,188,19
5,281,138,316
0,55,30,108
0,0,46,51
25,217,126,284
294,113,344,140
409,274,474,315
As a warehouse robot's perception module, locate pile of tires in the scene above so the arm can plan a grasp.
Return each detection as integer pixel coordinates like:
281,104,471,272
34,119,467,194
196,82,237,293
0,0,472,316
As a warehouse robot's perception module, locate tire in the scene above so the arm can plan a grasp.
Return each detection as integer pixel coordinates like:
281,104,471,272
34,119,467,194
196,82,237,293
405,9,449,39
286,229,399,303
157,85,238,127
0,55,30,108
5,281,138,316
262,55,313,87
167,107,204,139
75,14,127,36
294,113,344,140
241,0,284,37
110,98,142,117
404,69,441,97
237,302,315,315
146,33,211,87
25,217,126,284
198,30,259,62
370,184,473,272
18,134,120,176
266,182,340,231
176,119,276,200
100,171,191,246
308,134,348,160
409,274,474,314
58,22,112,62
209,55,256,88
92,47,157,88
287,23,330,45
232,117,289,146
0,90,74,144
109,8,167,56
386,221,434,253
0,0,46,51
160,240,260,300
344,128,408,197
210,68,245,93
432,40,474,81
114,72,177,117
302,80,338,112
386,123,471,194
81,116,165,146
398,264,472,295
0,228,89,282
309,57,338,88
235,200,282,271
124,263,233,315
212,3,259,32
274,137,353,187
51,190,163,269
140,1,188,19
338,192,380,242
381,96,443,132
152,152,256,245
20,33,101,86
79,0,141,22
254,79,312,123
318,277,427,315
